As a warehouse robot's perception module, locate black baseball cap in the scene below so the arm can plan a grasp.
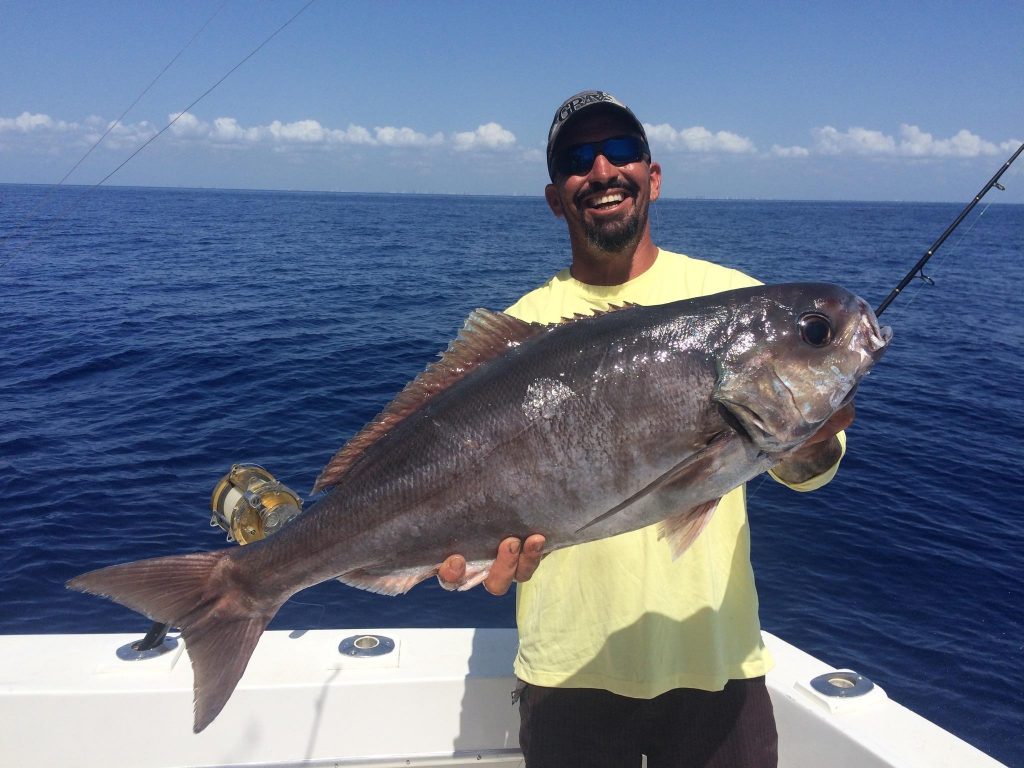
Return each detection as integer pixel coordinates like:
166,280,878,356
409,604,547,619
546,90,648,181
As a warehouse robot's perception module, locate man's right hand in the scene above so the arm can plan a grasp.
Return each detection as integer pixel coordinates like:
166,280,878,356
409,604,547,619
437,534,546,595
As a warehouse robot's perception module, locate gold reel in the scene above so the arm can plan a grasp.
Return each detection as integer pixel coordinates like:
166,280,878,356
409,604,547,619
210,464,303,545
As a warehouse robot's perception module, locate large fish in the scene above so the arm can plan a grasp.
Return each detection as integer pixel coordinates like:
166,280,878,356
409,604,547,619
69,282,891,732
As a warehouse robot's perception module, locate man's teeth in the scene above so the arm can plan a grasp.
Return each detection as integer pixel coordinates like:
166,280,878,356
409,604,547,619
592,192,624,207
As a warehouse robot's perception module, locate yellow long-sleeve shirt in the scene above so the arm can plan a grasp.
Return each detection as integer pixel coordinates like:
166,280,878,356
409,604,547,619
505,249,844,697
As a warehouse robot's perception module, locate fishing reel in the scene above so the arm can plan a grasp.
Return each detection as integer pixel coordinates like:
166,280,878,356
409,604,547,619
210,463,304,545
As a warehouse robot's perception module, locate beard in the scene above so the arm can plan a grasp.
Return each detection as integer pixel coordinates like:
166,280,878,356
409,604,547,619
575,180,645,254
584,210,642,253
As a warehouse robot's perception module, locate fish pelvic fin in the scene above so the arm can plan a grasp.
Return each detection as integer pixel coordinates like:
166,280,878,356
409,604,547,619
658,498,721,559
67,550,283,733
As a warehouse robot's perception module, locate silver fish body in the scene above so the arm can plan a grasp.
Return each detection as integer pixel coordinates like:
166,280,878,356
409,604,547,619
69,282,891,732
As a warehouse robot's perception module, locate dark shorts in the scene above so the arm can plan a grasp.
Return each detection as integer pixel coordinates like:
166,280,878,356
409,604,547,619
517,677,778,768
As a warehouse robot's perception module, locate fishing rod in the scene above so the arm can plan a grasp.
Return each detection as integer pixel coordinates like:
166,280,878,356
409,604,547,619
875,141,1024,316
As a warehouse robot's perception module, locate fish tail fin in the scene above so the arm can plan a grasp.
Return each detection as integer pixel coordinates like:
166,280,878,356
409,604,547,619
67,550,283,732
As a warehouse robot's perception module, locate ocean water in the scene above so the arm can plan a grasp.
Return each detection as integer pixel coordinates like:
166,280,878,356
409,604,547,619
1,184,1021,766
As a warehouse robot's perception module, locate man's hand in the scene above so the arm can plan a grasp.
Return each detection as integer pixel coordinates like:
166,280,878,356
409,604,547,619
772,402,855,484
437,534,546,596
807,401,855,445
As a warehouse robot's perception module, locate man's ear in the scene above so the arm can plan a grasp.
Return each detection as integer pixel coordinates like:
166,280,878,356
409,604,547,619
544,184,565,218
648,162,662,203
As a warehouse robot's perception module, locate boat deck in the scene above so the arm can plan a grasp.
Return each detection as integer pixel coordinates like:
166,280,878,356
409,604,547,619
0,628,1004,767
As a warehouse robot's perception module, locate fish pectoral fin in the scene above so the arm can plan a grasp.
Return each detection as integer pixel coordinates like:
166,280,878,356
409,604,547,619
575,433,733,536
337,565,442,596
658,498,721,559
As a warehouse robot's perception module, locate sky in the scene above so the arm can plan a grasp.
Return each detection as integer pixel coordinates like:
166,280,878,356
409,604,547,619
1,1,1022,202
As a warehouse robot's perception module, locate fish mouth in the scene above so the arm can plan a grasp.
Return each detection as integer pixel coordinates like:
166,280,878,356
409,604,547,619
877,324,893,349
859,300,893,355
840,383,859,407
869,319,892,353
716,398,786,455
858,317,892,370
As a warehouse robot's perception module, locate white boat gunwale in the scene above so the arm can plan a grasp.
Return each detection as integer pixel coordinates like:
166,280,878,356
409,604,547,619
0,628,1005,768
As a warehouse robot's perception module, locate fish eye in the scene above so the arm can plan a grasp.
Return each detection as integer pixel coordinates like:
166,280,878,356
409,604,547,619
798,312,833,347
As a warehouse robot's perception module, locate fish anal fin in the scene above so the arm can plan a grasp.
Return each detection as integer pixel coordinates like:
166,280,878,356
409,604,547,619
658,498,721,559
338,558,495,596
338,564,443,596
313,309,546,494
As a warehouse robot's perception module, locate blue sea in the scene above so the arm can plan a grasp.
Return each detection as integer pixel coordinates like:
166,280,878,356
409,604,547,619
1,184,1021,766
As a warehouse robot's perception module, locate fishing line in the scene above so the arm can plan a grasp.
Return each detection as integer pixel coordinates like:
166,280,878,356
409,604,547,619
874,142,1024,316
0,0,317,272
888,199,998,315
0,2,230,271
56,1,230,189
88,0,317,191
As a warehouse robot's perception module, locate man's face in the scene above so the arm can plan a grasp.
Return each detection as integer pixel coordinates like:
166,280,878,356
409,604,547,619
545,111,661,255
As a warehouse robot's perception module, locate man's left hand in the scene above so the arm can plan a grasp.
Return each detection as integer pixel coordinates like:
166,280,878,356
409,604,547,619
772,402,855,484
437,535,546,596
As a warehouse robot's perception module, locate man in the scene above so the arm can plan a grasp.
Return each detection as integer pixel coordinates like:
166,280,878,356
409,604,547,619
440,90,851,767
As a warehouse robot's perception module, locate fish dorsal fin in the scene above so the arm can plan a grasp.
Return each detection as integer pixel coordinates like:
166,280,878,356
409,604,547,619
313,309,546,493
562,301,637,323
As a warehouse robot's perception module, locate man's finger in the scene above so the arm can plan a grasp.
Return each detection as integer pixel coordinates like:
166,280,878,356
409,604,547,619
437,554,466,591
482,537,521,596
514,534,546,582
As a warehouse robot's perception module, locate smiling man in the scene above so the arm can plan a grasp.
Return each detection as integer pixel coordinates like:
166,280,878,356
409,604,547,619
441,90,850,767
542,99,659,282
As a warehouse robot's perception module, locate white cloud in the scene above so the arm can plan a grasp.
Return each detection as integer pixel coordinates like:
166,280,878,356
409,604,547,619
373,125,444,147
811,124,1011,158
104,119,157,149
771,144,810,158
5,111,1015,174
335,123,375,145
161,112,447,148
452,122,516,151
0,112,157,154
266,118,328,143
644,123,756,154
0,112,66,132
210,117,260,143
896,124,1011,158
168,111,207,137
813,125,895,155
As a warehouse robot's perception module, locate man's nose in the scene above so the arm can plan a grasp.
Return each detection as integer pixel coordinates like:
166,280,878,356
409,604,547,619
588,152,618,181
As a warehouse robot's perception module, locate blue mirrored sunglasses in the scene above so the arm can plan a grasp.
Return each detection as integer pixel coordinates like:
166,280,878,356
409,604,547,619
554,135,650,178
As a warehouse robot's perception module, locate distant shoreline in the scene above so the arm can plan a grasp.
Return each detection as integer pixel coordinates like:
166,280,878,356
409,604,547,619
2,180,1022,207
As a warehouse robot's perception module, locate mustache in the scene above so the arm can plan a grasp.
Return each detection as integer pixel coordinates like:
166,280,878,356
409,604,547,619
573,178,640,208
